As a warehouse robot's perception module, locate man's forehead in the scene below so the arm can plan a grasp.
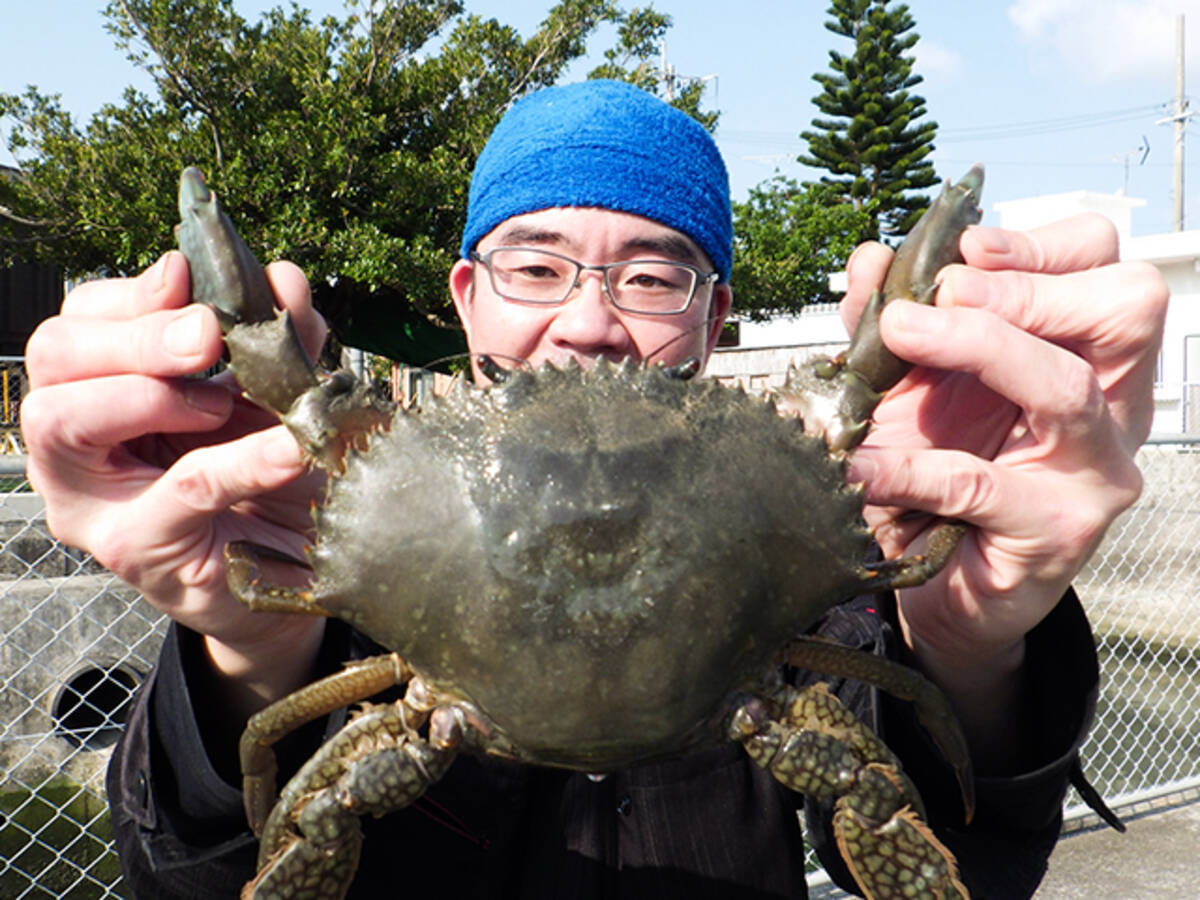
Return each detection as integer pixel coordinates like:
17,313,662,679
484,208,708,266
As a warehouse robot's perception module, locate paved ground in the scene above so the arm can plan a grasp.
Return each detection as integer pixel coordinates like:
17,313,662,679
1036,799,1200,899
810,798,1200,899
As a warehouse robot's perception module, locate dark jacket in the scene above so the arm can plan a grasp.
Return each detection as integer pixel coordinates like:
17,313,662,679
107,590,1100,899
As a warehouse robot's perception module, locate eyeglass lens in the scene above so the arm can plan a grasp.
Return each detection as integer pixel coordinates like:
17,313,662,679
485,248,701,313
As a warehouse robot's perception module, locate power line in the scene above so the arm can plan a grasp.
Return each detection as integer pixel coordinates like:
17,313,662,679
937,104,1168,142
718,103,1172,148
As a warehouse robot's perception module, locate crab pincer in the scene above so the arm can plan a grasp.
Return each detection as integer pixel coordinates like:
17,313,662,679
175,166,390,470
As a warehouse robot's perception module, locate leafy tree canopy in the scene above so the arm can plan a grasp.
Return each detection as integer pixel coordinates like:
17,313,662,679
730,177,873,320
799,0,937,239
0,0,696,364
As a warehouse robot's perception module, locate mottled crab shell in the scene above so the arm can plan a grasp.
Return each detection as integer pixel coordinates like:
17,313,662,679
305,360,873,770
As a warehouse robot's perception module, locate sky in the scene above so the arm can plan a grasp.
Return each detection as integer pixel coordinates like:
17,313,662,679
4,0,1200,236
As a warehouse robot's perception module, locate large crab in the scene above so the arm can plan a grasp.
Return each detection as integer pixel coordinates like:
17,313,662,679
175,163,985,900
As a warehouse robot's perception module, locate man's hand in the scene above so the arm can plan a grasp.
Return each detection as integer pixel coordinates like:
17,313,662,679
841,214,1167,762
21,251,329,712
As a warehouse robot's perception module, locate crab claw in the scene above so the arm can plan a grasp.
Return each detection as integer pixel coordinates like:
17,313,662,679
176,166,392,468
177,166,278,330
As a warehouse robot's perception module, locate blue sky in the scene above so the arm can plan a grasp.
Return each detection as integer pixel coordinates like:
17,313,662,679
4,0,1200,235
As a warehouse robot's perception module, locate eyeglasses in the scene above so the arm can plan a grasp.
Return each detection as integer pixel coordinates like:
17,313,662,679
469,247,719,315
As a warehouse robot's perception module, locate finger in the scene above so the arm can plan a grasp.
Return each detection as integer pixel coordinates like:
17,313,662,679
877,302,1118,452
840,241,893,334
60,250,192,318
20,375,233,468
27,305,226,388
936,260,1167,361
264,260,325,357
961,213,1120,274
932,261,1166,448
131,426,307,548
848,443,1140,576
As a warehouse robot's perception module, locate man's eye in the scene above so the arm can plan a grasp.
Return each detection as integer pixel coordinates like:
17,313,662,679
517,265,561,280
620,265,688,291
626,273,671,288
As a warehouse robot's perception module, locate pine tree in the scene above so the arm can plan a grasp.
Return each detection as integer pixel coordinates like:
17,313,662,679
799,0,938,238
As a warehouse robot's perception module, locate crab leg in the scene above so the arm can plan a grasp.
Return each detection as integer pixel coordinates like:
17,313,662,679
176,167,391,470
783,635,973,823
244,690,461,900
733,684,969,900
773,165,984,453
239,652,414,834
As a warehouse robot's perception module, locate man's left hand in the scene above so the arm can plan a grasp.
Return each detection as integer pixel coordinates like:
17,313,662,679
840,214,1167,760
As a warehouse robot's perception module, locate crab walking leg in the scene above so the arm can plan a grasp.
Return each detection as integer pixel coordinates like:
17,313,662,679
783,636,973,822
239,653,414,834
732,685,969,900
244,692,461,900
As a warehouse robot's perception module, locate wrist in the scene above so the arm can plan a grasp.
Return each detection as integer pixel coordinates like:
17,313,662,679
203,614,326,721
906,629,1029,773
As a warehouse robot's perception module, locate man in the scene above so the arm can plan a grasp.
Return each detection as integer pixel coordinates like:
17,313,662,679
21,80,1166,897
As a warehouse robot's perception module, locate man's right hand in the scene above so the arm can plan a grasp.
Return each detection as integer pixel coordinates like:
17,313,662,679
21,250,329,711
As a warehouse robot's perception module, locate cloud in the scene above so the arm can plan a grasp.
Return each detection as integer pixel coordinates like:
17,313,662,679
913,38,963,79
1008,0,1200,83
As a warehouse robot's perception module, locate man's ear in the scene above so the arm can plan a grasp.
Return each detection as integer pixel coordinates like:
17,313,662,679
704,284,733,358
449,258,476,345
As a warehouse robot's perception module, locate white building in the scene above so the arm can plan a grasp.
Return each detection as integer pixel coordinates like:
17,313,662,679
707,190,1200,438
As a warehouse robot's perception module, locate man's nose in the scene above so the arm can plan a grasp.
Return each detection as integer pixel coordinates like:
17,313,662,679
546,271,630,353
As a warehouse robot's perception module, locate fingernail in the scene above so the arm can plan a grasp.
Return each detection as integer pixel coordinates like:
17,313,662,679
263,428,302,468
968,226,1011,256
164,307,207,358
147,253,168,288
846,452,877,485
183,383,230,417
845,242,866,276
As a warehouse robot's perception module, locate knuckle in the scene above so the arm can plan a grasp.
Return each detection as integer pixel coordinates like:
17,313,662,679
1074,213,1121,264
1003,269,1040,320
941,459,997,519
86,521,137,574
1050,501,1114,563
16,389,60,453
1112,261,1170,339
169,454,226,514
1060,360,1104,427
23,317,68,385
58,279,103,316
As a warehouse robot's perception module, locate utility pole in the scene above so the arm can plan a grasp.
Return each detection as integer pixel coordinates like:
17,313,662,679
657,40,718,107
660,40,676,101
1157,16,1192,229
1174,15,1188,231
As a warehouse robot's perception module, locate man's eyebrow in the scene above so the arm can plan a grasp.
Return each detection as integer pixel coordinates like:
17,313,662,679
490,225,706,267
618,235,704,266
492,224,565,246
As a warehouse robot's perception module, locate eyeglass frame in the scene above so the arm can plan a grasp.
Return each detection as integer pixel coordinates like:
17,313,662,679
468,246,720,316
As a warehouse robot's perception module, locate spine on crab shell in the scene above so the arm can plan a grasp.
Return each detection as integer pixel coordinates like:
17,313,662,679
772,165,984,453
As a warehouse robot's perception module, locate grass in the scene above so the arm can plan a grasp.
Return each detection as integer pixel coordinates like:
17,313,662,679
0,778,123,899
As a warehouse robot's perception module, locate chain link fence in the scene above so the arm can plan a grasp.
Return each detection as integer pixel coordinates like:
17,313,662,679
2,353,1199,896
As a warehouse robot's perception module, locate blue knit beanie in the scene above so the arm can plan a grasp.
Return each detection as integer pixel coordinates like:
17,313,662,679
460,80,732,282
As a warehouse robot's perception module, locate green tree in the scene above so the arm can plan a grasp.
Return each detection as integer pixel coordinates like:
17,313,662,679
730,177,873,320
799,0,937,238
587,7,716,130
0,0,686,364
